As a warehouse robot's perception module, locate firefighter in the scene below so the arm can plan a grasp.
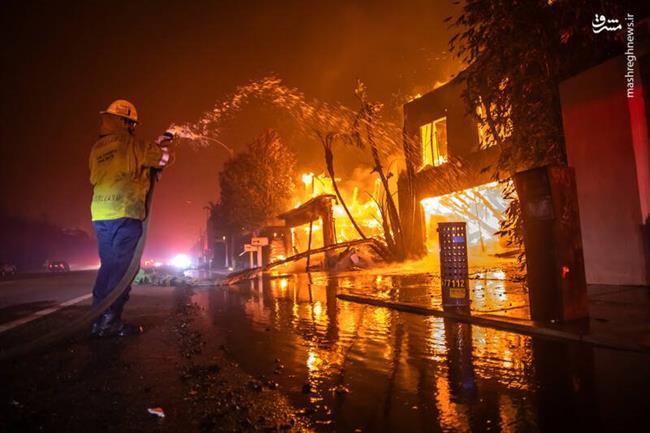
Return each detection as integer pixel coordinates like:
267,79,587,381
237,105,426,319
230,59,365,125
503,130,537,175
89,99,174,337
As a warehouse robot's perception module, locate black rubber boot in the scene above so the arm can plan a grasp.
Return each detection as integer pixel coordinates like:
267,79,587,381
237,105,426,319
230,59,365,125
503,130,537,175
90,311,115,338
90,310,141,338
90,321,102,337
109,301,141,337
115,322,141,337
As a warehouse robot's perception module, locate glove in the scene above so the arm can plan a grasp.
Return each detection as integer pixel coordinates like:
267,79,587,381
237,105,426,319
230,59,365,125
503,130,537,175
155,131,174,168
155,131,174,146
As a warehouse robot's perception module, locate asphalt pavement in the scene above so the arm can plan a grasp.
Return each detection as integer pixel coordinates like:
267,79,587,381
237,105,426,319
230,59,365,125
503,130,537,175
0,271,648,432
0,271,95,325
0,272,311,433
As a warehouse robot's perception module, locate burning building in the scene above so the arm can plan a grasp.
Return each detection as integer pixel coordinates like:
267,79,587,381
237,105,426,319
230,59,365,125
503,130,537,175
272,173,386,270
399,27,650,287
209,171,386,271
398,77,514,264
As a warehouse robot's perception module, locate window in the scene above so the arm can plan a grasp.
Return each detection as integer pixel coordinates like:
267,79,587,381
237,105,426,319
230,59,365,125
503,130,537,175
420,117,448,167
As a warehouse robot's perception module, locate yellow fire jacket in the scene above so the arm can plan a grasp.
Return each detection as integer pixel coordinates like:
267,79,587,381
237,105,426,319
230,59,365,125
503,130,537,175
89,116,174,221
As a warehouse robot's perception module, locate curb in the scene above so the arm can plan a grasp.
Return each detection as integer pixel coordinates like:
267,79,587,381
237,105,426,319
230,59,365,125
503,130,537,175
336,293,649,353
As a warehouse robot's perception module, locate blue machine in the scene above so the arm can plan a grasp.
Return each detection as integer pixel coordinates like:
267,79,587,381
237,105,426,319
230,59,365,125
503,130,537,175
438,222,470,309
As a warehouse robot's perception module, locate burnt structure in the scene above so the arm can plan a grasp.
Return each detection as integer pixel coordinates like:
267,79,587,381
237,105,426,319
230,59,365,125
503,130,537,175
208,194,337,271
398,24,650,288
398,77,498,258
278,194,337,268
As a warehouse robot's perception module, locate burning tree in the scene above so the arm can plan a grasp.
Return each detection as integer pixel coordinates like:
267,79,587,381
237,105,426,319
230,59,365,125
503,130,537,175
313,81,406,261
448,0,625,263
317,131,368,241
215,129,296,232
173,76,408,261
352,80,404,260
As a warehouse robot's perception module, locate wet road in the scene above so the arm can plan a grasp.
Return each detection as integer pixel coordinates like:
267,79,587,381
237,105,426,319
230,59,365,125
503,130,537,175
196,272,650,432
0,273,310,433
1,271,649,432
0,271,94,325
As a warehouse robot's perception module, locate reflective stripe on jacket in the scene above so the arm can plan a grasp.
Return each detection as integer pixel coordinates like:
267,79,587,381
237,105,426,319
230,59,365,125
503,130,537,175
89,119,174,221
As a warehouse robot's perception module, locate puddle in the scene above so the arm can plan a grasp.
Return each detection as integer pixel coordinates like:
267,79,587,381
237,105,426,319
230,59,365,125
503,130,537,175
193,272,649,432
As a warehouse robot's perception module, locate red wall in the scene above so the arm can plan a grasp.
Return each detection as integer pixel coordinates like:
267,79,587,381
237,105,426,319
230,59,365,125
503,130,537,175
560,56,649,286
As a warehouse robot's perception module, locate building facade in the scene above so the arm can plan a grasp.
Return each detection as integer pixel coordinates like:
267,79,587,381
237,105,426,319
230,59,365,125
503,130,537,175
398,39,650,286
560,54,650,286
398,77,507,261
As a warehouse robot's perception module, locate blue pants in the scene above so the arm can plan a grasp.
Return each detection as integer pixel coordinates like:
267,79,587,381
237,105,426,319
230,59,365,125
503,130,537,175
92,218,142,318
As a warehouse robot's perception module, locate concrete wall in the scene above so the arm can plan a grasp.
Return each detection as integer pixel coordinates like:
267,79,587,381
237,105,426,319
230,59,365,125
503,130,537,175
560,56,649,286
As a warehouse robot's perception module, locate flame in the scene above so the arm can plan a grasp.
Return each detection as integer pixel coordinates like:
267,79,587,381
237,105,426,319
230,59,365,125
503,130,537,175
302,172,314,187
276,173,515,264
420,181,513,255
269,171,389,262
285,173,385,254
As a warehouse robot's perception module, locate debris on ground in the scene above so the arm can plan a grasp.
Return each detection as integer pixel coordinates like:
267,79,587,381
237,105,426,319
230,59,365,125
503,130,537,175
147,407,165,418
222,238,384,284
134,268,198,287
169,288,312,432
332,246,373,271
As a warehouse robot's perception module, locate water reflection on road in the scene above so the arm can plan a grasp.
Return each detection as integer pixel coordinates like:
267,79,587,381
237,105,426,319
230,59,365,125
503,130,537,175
192,272,648,432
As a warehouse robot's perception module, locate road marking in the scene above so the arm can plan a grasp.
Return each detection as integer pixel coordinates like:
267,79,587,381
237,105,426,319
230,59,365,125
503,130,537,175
0,294,92,334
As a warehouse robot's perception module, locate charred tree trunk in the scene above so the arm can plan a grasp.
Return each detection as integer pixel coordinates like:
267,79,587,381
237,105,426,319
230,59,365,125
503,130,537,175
352,80,405,259
365,123,404,257
376,197,396,254
321,133,367,240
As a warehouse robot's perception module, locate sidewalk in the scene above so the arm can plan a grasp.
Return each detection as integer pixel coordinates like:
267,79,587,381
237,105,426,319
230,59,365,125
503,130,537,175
337,275,650,353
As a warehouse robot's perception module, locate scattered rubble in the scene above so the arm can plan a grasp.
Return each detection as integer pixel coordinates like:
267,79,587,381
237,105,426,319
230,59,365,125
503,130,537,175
134,268,197,287
169,287,313,432
147,407,165,418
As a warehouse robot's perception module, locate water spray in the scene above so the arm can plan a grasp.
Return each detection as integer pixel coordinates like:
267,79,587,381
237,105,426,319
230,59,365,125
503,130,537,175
166,124,234,156
165,76,405,160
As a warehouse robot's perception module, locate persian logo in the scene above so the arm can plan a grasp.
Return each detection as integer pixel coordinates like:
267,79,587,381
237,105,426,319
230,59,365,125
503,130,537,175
591,14,622,33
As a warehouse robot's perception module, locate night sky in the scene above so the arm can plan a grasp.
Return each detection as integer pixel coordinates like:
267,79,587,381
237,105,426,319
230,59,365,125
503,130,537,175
0,0,458,260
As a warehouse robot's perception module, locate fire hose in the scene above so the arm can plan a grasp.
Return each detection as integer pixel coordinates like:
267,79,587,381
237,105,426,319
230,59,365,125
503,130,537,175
0,137,170,362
